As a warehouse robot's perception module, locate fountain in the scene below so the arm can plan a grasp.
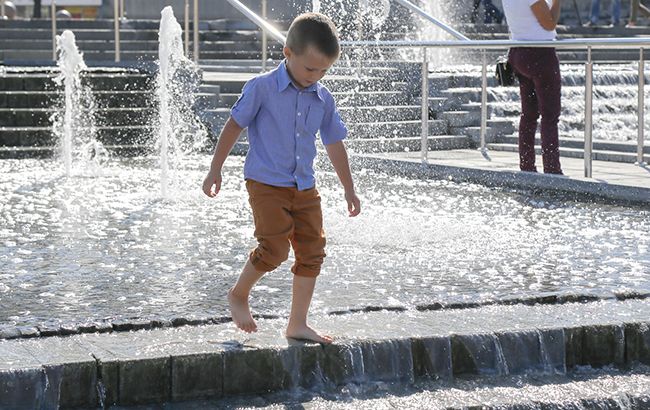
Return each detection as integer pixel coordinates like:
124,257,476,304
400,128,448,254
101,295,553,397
156,6,207,197
52,30,104,176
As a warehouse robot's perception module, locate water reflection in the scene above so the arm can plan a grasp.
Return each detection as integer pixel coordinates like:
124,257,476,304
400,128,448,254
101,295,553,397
0,155,648,328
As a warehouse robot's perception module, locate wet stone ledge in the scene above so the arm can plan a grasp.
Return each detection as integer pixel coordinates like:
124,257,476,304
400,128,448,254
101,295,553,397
2,291,649,342
2,299,650,407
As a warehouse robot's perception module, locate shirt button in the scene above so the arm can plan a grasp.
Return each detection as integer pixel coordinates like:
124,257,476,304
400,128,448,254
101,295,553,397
296,156,300,160
296,133,300,137
297,112,302,116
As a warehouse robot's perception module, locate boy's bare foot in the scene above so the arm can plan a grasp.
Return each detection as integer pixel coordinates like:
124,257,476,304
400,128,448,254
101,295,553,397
285,323,333,344
227,287,257,333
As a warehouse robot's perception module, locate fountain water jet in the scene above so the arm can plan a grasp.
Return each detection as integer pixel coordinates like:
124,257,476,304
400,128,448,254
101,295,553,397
156,6,207,198
52,30,101,176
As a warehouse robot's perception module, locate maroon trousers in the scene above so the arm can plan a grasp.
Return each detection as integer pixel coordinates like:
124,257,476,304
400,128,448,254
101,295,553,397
508,47,563,174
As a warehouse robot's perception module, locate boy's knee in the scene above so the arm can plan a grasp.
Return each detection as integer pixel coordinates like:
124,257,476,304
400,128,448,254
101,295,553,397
291,263,322,278
250,242,290,272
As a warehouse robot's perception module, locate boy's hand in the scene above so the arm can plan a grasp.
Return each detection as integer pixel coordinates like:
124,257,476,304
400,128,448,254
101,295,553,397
202,169,222,198
345,190,361,217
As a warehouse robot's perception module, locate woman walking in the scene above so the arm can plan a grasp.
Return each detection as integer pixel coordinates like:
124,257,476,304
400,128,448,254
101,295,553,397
501,0,563,174
627,0,650,26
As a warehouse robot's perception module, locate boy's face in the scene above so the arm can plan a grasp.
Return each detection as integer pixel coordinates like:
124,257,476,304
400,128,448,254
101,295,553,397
283,45,337,89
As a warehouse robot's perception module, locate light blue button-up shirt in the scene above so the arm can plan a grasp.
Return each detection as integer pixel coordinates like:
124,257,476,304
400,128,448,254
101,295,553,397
230,60,347,191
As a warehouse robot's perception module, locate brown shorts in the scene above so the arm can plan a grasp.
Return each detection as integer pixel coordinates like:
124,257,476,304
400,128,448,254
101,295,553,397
246,179,326,277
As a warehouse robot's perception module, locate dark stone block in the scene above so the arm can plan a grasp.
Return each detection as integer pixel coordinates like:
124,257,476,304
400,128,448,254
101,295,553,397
497,330,543,375
321,343,366,385
44,360,97,408
0,367,44,410
223,348,284,395
119,357,171,405
566,324,625,369
277,344,325,390
359,339,413,383
23,76,47,91
625,322,650,365
97,359,119,407
411,336,452,380
451,333,507,376
171,353,222,401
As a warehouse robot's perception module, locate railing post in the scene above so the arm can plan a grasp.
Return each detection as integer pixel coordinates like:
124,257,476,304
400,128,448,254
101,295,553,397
184,0,190,57
1,0,5,19
261,0,267,72
51,0,56,61
480,49,488,152
421,47,429,163
114,0,120,62
193,0,199,63
120,0,125,19
638,47,646,165
584,46,593,178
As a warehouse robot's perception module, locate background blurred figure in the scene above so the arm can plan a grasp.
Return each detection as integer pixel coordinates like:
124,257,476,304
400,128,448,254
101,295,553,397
56,9,73,20
627,0,650,26
1,1,17,20
471,0,505,24
584,0,621,26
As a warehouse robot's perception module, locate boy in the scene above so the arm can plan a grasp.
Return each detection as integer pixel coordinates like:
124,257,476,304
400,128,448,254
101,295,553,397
202,13,361,344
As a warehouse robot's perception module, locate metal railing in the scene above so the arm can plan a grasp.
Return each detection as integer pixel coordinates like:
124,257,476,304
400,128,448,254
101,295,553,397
36,0,648,177
341,38,650,176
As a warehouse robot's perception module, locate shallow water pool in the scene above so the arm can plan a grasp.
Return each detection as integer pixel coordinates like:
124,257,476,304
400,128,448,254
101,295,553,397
1,155,648,328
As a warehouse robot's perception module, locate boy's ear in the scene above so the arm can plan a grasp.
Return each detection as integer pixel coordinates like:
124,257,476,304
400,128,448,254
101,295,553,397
283,46,292,59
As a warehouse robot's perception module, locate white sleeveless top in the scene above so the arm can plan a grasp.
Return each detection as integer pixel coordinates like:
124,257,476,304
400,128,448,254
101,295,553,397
502,0,557,41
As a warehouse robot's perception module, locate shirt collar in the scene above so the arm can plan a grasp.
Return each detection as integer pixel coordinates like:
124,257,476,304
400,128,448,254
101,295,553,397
276,60,324,101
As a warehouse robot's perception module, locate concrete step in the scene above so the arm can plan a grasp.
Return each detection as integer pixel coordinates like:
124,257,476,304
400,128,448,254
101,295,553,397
0,125,153,147
0,73,153,92
1,298,649,407
346,135,472,153
339,105,421,123
495,135,650,154
0,108,154,127
348,120,448,139
0,91,154,109
487,142,650,163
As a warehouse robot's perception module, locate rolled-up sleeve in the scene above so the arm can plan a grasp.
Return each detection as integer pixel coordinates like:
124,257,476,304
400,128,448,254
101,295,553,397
230,78,261,129
319,91,347,145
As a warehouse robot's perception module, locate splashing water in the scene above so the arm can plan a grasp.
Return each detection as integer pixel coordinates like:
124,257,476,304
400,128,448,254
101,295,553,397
313,0,321,13
52,30,103,176
157,6,207,198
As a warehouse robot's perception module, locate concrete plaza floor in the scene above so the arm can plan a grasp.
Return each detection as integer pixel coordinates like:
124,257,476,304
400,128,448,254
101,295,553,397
357,149,650,205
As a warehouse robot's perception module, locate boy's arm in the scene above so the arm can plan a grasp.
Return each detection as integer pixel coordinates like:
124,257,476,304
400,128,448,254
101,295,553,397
324,141,361,217
202,117,244,197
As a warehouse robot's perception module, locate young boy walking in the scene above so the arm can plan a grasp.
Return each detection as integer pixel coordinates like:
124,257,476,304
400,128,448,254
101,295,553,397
202,13,361,344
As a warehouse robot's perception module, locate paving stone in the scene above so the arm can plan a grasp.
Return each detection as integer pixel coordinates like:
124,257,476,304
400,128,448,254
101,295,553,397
171,352,222,401
0,367,46,410
411,336,453,380
625,322,650,366
119,356,171,405
223,347,284,395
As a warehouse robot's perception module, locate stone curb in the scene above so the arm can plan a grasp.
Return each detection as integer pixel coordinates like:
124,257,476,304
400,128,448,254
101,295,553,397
1,321,650,408
2,291,648,342
353,154,650,207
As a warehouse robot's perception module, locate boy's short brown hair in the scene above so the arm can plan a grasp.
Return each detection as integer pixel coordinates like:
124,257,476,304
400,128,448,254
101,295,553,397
285,12,340,59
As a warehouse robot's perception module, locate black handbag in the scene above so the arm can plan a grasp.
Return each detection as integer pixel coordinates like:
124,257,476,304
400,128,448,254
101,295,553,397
495,55,516,87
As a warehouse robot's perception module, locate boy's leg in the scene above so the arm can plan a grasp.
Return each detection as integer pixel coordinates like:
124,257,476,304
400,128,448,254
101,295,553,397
229,180,293,333
228,259,265,333
286,187,331,343
286,275,332,343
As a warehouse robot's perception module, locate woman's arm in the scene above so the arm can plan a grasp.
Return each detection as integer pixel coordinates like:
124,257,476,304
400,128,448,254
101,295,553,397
530,0,561,31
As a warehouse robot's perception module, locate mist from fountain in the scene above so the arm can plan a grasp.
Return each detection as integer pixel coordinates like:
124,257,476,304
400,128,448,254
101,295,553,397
156,6,207,198
52,30,104,176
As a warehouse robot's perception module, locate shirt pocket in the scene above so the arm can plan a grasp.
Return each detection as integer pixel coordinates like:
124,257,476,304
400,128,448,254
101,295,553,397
305,105,325,136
